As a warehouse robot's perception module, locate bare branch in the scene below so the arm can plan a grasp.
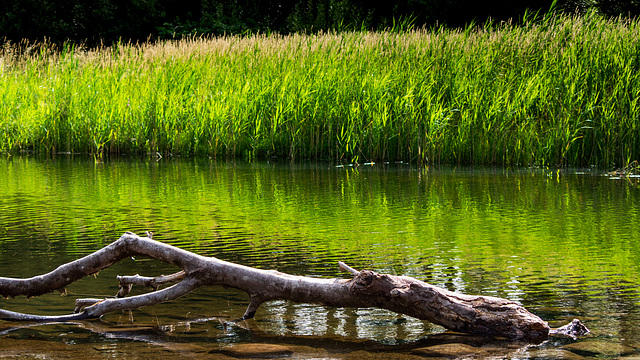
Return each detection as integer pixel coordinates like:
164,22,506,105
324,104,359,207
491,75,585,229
117,271,186,294
74,299,102,313
338,261,360,275
83,277,203,318
242,294,265,320
0,233,203,299
0,308,92,322
0,232,589,341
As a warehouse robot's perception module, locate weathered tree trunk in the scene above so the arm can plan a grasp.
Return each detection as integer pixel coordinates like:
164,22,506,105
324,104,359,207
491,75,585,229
0,232,587,341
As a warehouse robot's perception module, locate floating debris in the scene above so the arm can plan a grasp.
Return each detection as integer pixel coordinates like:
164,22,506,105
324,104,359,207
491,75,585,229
608,160,639,177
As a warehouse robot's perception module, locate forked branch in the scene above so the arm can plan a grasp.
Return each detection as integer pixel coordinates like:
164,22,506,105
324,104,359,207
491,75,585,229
0,232,589,341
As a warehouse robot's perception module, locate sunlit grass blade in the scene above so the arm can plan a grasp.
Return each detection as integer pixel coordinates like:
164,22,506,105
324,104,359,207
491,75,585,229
0,13,638,167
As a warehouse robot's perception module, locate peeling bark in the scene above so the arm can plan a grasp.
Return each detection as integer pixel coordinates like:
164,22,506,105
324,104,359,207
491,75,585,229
0,232,588,341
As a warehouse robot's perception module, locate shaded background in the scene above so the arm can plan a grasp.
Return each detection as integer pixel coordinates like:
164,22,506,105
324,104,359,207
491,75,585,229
1,0,639,45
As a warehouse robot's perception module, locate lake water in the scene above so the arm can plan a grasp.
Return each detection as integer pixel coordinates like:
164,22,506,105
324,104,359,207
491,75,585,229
1,156,640,359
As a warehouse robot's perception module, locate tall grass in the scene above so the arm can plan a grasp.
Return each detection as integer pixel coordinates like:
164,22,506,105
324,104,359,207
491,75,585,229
1,13,638,166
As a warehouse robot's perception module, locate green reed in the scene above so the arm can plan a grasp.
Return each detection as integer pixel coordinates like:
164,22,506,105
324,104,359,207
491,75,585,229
1,12,639,166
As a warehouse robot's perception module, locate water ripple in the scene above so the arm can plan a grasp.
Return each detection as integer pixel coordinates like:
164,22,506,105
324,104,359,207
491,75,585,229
2,158,640,347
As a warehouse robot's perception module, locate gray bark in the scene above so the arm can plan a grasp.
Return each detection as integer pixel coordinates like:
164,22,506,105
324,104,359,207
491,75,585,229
0,232,587,342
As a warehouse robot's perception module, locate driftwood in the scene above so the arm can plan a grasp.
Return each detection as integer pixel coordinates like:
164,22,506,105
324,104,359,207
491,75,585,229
0,232,588,341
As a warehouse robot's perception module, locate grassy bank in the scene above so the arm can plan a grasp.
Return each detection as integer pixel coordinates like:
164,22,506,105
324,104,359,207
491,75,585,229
1,13,639,166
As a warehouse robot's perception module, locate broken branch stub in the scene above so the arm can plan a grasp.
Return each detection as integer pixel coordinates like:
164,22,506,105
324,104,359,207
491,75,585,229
0,232,588,341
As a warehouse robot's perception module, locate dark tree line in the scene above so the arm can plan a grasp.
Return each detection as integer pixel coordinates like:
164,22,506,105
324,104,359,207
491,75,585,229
0,0,639,45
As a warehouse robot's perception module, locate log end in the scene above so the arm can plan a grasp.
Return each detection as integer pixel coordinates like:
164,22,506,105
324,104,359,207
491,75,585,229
550,319,590,339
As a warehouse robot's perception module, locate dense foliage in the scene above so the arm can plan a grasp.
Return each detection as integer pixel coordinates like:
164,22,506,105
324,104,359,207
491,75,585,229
0,0,639,44
1,14,638,166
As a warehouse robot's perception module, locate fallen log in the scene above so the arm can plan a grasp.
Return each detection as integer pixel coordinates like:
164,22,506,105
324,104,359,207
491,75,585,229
0,232,588,341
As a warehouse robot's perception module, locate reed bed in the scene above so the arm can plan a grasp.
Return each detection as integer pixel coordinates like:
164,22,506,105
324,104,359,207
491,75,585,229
1,13,639,166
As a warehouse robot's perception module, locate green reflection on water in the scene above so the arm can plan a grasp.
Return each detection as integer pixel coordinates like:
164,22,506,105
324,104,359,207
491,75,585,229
1,156,640,351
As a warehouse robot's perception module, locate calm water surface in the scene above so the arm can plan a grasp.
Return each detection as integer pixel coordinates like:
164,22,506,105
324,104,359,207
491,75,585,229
1,156,639,359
